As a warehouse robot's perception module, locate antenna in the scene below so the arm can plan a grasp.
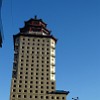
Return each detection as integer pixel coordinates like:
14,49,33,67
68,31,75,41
0,0,4,47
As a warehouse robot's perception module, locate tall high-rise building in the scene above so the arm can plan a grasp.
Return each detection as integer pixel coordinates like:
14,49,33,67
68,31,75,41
10,16,69,100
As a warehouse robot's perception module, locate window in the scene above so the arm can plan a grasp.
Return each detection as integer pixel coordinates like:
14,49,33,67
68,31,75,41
13,85,16,87
31,77,33,79
18,95,21,98
30,85,32,88
41,91,43,93
25,76,28,79
27,47,29,49
25,81,27,83
57,97,59,99
36,73,38,75
19,90,21,92
13,95,15,97
30,90,33,93
47,78,49,80
47,82,49,84
31,68,33,70
52,87,54,89
31,72,33,75
36,81,38,84
47,73,49,76
41,73,44,75
30,95,32,98
13,89,16,92
51,96,54,99
19,85,22,88
35,96,38,98
24,90,27,92
24,95,27,98
41,82,43,84
36,77,38,79
26,64,28,66
20,76,22,78
62,97,65,99
36,86,38,88
28,38,30,41
25,85,27,88
19,80,22,83
20,72,22,74
41,96,43,99
46,96,49,99
51,82,54,85
20,67,23,70
26,60,29,62
26,68,28,70
30,81,33,84
35,90,38,93
41,86,43,88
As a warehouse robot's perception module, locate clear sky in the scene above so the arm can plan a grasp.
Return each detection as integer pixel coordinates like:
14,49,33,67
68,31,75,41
0,0,100,100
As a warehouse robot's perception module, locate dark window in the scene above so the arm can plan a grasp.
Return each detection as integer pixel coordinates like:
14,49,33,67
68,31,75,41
24,90,27,92
57,97,59,99
35,90,38,93
30,85,32,88
18,95,21,98
62,97,65,99
24,95,27,98
30,90,33,93
35,96,38,98
13,89,16,92
13,85,16,87
30,95,32,98
19,85,21,87
13,95,15,97
51,96,54,99
46,96,49,99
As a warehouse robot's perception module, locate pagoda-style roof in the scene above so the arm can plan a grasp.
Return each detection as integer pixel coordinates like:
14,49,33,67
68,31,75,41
20,16,51,35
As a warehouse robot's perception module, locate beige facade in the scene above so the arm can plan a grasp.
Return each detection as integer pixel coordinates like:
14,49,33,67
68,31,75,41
10,17,69,100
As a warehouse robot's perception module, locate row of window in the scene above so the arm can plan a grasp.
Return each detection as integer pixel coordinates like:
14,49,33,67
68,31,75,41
18,75,50,79
22,46,51,50
13,80,55,85
21,50,50,55
19,68,49,72
12,87,54,93
13,85,54,89
20,63,51,68
22,38,50,43
20,59,50,63
12,94,65,99
22,42,50,46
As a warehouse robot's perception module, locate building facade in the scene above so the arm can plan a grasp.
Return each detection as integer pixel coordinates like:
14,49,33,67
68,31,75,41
10,17,69,100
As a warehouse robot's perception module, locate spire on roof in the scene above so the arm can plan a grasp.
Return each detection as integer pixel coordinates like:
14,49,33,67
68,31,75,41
34,15,37,19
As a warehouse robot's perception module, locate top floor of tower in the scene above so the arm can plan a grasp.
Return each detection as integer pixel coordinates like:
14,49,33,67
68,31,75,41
20,16,51,36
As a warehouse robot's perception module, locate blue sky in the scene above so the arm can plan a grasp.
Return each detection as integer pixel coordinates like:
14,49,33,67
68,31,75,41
0,0,100,100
